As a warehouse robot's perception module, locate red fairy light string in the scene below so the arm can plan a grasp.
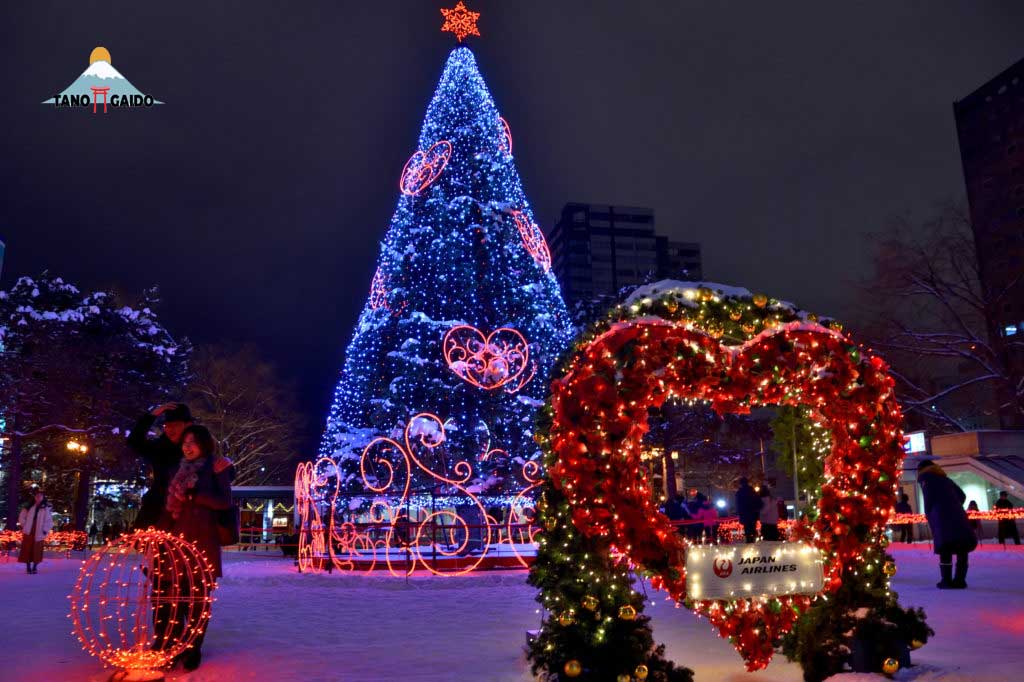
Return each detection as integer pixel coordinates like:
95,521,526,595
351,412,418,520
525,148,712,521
510,210,551,272
499,116,512,154
443,324,531,391
547,319,906,670
400,140,452,196
68,529,215,677
295,414,541,576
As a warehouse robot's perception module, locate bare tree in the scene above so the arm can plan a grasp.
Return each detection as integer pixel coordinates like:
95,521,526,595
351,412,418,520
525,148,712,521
860,204,1023,431
187,344,305,486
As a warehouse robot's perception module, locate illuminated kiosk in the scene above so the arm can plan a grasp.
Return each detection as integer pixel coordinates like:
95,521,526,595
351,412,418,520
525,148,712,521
296,4,572,575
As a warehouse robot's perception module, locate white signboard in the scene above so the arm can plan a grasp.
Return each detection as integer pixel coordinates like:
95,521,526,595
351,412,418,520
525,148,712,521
686,541,824,600
903,431,926,454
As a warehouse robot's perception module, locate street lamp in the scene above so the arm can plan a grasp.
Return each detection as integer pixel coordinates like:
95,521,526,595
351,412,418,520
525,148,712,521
67,439,88,454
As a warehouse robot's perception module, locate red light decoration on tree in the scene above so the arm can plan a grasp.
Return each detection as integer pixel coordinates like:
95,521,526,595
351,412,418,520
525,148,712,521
511,210,552,273
399,140,453,196
443,324,532,391
68,529,215,679
499,116,512,154
295,413,540,576
369,267,388,310
440,1,481,43
546,319,905,670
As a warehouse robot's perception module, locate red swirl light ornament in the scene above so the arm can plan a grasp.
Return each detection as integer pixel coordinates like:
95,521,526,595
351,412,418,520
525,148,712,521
499,116,512,154
547,320,905,670
369,267,388,310
400,140,452,196
443,324,530,391
511,210,551,272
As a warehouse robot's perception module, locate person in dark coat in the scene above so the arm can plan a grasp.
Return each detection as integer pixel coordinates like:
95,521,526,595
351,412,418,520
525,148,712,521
994,491,1021,545
154,424,234,671
894,492,914,543
128,402,193,530
917,460,977,589
664,493,692,536
735,477,762,543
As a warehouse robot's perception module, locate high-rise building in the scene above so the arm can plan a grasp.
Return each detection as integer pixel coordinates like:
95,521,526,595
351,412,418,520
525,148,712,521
954,56,1024,428
546,202,702,305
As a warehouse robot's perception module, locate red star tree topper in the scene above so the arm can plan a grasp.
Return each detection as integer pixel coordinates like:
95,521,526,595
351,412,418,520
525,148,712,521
440,1,481,43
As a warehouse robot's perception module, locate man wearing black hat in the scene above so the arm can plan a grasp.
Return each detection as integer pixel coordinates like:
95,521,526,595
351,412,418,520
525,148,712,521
127,402,193,530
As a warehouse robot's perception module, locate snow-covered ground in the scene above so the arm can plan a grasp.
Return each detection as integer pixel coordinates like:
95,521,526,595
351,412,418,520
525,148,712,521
1,543,1021,682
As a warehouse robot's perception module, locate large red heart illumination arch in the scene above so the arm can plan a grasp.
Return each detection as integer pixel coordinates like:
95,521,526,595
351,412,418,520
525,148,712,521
546,318,905,669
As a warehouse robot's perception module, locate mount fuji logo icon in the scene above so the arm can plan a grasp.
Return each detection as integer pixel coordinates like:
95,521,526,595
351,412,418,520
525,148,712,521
42,47,162,113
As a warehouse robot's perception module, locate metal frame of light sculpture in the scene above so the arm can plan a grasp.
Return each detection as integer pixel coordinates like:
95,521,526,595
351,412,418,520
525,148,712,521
399,140,453,196
442,324,531,391
68,529,215,680
296,413,540,576
511,210,552,273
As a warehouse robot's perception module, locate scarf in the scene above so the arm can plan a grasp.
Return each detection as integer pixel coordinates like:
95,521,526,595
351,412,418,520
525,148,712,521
166,457,208,520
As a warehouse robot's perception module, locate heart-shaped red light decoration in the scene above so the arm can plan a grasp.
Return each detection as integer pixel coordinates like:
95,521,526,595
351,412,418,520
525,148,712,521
400,140,453,196
547,319,903,669
443,325,529,391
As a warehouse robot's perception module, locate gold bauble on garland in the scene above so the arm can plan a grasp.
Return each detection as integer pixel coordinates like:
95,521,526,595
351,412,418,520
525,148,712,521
881,657,899,675
558,610,575,626
582,595,599,611
617,675,631,682
752,293,768,308
911,639,925,650
618,604,637,621
634,664,649,679
564,659,583,677
883,561,897,577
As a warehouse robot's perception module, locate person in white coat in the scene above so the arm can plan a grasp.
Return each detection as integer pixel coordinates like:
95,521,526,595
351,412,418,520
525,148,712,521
18,490,54,574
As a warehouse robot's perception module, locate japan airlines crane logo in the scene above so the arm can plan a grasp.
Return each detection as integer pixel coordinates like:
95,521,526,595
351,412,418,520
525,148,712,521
712,557,733,579
42,47,162,113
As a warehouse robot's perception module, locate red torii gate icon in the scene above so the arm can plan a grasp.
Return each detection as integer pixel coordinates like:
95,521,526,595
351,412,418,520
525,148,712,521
90,86,110,114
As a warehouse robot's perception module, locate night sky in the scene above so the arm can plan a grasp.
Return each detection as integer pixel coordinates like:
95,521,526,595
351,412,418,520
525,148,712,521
3,2,1023,451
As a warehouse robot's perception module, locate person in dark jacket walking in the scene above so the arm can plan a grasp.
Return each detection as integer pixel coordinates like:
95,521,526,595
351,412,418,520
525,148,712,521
154,424,234,671
128,403,193,530
735,477,762,543
994,491,1021,545
917,460,977,589
894,492,914,543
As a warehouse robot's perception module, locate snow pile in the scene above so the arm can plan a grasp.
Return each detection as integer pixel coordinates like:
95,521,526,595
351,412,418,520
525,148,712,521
1,545,1020,681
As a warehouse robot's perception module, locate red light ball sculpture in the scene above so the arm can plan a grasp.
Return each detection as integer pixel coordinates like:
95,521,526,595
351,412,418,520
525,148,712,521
69,529,215,681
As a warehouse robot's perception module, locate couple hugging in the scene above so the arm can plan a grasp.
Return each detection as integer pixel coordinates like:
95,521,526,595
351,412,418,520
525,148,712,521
127,402,235,671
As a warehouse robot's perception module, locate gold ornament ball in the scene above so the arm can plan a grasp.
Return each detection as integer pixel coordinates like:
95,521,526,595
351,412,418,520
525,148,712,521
617,675,632,682
828,320,844,332
697,287,714,302
564,660,583,677
807,312,819,323
634,664,649,680
883,561,897,577
558,610,575,627
582,595,599,611
911,639,925,650
544,516,558,531
618,604,637,621
729,309,743,321
881,657,899,675
741,321,758,334
752,293,768,308
706,321,725,338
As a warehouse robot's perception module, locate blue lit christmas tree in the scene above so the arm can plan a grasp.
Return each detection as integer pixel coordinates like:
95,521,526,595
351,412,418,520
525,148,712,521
317,15,572,505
